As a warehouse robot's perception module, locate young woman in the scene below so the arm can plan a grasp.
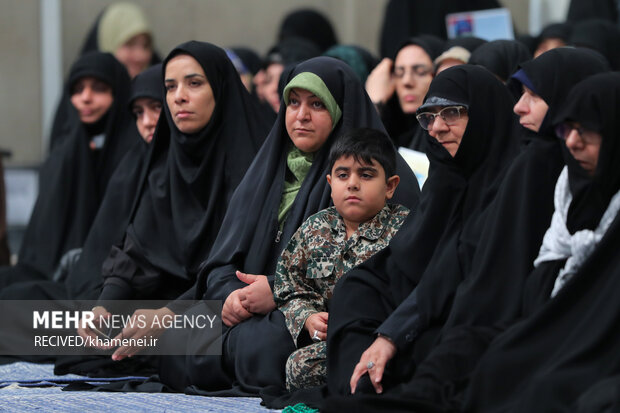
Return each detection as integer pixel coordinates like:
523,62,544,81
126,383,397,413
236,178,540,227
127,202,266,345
157,56,421,395
366,36,444,150
66,41,272,375
0,52,133,291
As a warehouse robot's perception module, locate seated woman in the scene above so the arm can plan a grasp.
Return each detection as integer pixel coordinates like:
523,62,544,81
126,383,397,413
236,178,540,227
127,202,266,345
0,63,164,303
320,47,612,413
0,52,133,291
157,56,421,395
464,72,620,412
67,41,272,374
366,36,444,150
322,65,521,399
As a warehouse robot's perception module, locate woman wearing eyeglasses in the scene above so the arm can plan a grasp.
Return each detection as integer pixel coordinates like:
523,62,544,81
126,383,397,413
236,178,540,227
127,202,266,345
320,50,612,412
366,36,444,150
461,71,620,413
318,65,521,406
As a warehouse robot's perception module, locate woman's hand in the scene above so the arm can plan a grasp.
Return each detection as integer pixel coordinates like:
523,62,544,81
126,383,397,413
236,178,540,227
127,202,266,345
350,336,397,394
365,58,395,105
236,271,276,314
304,312,329,342
222,288,253,327
110,307,174,361
77,305,112,349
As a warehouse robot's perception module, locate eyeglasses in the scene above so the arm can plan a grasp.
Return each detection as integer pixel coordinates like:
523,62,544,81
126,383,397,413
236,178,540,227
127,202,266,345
416,106,466,130
393,64,433,79
554,122,600,145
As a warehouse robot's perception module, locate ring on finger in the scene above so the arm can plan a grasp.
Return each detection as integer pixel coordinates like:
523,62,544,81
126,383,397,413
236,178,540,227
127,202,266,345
367,361,375,369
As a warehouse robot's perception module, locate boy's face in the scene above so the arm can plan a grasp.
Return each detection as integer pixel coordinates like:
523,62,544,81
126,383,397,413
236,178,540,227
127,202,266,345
327,155,399,227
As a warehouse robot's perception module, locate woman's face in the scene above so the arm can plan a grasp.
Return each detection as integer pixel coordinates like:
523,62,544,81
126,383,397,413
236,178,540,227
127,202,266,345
513,86,549,132
560,122,602,176
164,54,215,134
426,105,469,157
393,45,434,114
285,87,333,153
131,97,162,143
534,38,566,58
70,76,114,124
115,33,153,78
264,63,284,113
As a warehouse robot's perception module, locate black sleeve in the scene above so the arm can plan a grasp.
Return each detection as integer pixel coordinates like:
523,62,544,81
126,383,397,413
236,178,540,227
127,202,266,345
375,286,422,351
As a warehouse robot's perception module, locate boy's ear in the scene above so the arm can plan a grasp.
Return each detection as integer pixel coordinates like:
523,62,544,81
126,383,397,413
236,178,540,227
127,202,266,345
326,174,332,186
385,175,400,200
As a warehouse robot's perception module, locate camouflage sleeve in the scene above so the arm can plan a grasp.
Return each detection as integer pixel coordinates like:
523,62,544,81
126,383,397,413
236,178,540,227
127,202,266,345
273,220,325,344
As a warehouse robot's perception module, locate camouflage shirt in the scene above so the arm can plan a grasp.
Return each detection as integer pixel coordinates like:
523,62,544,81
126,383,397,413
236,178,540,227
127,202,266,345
274,203,410,344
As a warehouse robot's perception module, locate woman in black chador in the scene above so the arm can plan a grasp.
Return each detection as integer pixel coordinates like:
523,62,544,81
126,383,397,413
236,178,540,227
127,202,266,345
64,41,272,375
319,47,612,413
464,72,620,413
321,65,521,403
0,52,133,291
157,56,421,395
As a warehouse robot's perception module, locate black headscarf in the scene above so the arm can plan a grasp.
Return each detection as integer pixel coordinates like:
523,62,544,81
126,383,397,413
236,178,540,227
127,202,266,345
567,0,618,25
569,19,620,70
195,56,421,303
65,64,164,300
380,36,445,150
535,22,572,49
378,0,502,58
509,47,611,137
444,36,487,52
277,9,338,53
464,72,620,413
16,52,133,280
98,41,271,301
469,39,532,82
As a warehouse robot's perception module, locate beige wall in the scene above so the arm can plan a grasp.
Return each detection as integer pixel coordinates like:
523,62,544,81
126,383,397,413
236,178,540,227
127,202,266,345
2,0,530,166
0,0,42,165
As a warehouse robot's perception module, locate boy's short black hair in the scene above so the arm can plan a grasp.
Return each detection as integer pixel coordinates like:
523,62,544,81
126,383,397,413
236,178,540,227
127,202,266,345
328,128,397,181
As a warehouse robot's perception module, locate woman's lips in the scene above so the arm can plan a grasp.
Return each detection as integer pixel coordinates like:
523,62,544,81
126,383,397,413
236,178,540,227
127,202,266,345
176,111,193,119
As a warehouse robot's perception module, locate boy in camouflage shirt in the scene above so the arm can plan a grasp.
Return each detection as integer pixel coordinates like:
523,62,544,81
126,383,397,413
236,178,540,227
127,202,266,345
273,128,410,391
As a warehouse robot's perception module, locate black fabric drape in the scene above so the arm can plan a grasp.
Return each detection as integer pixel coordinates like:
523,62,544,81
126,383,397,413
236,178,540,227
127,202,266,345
468,39,532,82
463,72,620,413
97,41,271,303
277,9,338,53
569,19,620,70
379,0,502,58
567,0,618,25
157,56,421,397
323,65,520,401
0,52,133,290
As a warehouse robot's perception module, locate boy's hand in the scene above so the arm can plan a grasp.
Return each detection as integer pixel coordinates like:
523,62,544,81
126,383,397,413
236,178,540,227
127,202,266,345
222,289,253,327
350,336,396,394
305,312,328,342
236,271,276,314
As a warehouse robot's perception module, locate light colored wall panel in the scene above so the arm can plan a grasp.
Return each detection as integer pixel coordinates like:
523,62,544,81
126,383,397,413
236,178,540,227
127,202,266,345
0,0,42,165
